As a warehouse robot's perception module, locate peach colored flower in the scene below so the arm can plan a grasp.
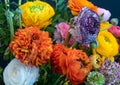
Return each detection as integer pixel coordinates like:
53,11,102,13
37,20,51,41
68,0,98,15
9,27,53,66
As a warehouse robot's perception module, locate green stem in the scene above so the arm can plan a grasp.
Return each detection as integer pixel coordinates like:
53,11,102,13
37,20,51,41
71,41,79,49
18,0,22,6
19,14,22,28
5,0,14,41
63,81,69,85
55,0,58,10
65,32,71,47
16,8,22,28
5,0,9,9
53,75,64,85
18,0,22,28
5,10,14,41
41,66,47,85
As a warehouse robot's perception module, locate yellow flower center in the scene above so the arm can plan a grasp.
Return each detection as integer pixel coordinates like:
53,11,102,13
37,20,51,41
30,5,44,13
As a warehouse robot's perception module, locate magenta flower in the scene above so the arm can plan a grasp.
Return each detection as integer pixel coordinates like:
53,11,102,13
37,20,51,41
97,7,111,22
108,26,120,38
54,22,74,45
69,7,100,44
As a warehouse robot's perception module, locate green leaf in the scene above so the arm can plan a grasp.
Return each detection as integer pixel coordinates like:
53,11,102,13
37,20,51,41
0,28,6,36
52,14,61,22
4,48,10,60
0,67,3,74
0,47,5,54
57,0,64,6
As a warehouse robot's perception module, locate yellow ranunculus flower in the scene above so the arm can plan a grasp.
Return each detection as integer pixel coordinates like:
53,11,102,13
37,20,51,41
94,30,119,61
100,22,112,31
89,54,105,69
19,1,55,29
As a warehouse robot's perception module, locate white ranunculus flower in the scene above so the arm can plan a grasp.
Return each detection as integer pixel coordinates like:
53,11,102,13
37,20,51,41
3,58,39,85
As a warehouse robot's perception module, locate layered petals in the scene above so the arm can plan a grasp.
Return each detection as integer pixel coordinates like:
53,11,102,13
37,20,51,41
68,0,98,15
50,44,92,84
66,49,92,85
94,30,119,61
97,7,111,22
54,22,75,45
69,7,100,44
100,22,112,31
89,54,105,69
9,27,53,66
86,71,105,85
108,26,120,38
19,1,55,28
50,44,70,74
3,58,39,85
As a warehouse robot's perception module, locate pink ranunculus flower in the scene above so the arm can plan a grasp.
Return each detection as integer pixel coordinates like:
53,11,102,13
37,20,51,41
108,26,120,38
97,7,111,22
54,22,74,45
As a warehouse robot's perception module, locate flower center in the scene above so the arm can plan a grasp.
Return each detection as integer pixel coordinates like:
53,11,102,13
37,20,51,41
104,36,110,42
30,5,44,13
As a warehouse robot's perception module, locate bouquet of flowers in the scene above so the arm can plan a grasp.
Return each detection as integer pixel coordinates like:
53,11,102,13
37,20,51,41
0,0,120,85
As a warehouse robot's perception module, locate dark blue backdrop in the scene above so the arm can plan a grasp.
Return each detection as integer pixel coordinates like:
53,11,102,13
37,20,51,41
91,0,120,23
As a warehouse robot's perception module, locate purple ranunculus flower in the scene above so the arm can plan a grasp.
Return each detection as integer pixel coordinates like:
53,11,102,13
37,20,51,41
69,7,100,44
98,59,120,85
54,22,75,45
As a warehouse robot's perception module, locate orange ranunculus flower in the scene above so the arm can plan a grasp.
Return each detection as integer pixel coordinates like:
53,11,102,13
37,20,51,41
9,27,53,66
68,0,98,15
51,44,92,84
19,1,55,28
50,44,70,74
66,49,92,85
